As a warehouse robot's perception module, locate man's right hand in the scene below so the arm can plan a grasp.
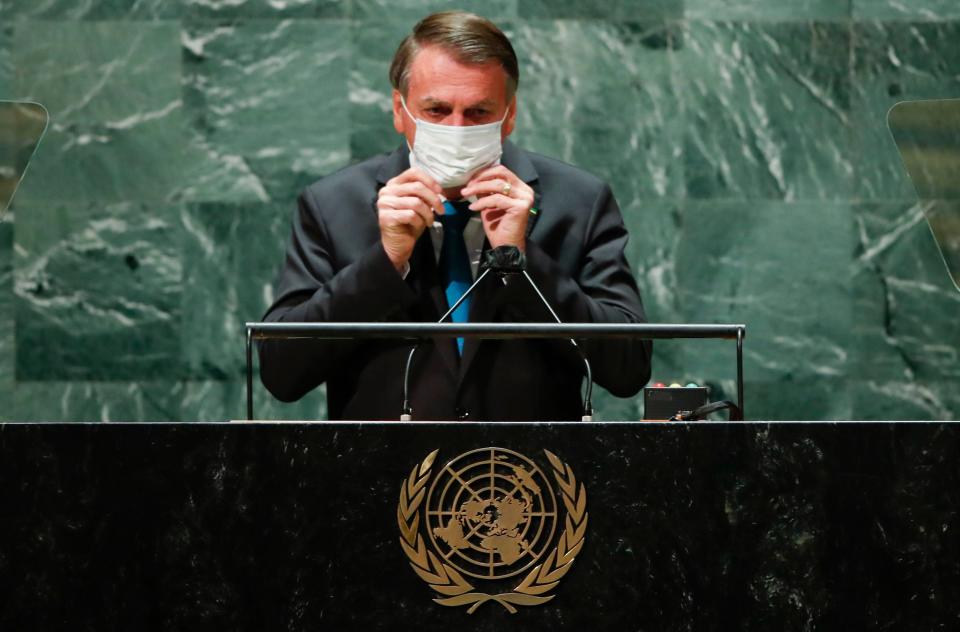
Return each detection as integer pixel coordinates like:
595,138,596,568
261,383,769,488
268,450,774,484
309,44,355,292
377,168,444,273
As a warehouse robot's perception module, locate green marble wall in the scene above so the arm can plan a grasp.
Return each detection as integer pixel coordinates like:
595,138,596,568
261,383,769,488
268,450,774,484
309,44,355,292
1,0,958,421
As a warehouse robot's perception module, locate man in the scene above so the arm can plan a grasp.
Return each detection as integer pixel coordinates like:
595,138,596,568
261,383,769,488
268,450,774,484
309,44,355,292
258,11,652,421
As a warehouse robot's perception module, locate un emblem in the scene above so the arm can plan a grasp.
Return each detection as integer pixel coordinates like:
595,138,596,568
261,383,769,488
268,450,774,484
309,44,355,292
397,448,588,613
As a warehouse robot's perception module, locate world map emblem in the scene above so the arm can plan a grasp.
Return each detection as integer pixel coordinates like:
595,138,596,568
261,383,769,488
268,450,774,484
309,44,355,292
397,447,588,613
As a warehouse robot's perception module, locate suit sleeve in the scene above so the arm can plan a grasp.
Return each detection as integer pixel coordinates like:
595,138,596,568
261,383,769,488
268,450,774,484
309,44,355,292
498,183,652,397
257,187,417,402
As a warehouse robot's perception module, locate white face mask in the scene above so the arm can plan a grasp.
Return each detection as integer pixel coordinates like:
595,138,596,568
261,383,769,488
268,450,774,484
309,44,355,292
401,96,508,188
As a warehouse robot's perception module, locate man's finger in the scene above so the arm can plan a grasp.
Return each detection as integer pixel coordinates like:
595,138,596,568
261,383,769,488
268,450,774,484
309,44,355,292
465,165,517,185
388,167,443,194
380,194,435,222
379,194,427,211
461,178,513,198
382,181,444,213
380,208,427,230
468,193,515,211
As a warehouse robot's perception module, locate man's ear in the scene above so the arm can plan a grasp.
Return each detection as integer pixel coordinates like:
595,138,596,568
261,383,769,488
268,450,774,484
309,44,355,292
392,89,406,135
502,94,518,139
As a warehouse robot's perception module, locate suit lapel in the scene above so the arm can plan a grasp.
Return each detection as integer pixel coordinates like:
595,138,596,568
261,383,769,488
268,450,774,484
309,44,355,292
375,145,411,187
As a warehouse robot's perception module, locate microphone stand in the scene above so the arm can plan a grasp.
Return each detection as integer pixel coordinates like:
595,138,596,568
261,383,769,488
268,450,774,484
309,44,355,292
400,246,594,422
400,267,492,421
518,268,594,421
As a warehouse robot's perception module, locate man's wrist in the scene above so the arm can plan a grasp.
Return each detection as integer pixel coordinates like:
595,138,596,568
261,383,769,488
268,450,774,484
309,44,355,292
381,241,411,275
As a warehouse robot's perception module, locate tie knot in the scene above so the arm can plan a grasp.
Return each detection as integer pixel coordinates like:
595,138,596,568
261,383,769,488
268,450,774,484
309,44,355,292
440,201,471,233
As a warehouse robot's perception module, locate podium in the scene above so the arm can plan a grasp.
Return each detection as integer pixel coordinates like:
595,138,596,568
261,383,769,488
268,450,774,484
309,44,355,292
1,420,958,629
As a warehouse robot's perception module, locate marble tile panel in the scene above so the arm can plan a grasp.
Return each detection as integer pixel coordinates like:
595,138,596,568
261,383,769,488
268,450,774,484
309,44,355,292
183,0,344,19
685,0,850,20
14,201,183,380
10,21,184,204
352,0,517,22
181,19,350,204
0,0,180,20
518,127,685,210
511,21,677,135
853,0,960,20
180,202,291,380
11,21,181,127
618,197,693,402
852,202,960,384
11,381,184,422
511,22,682,200
622,198,683,323
348,19,411,161
678,21,854,201
851,21,960,200
674,201,853,390
182,379,328,421
747,377,853,420
518,0,682,19
0,218,12,418
10,119,188,206
0,24,11,99
851,379,960,420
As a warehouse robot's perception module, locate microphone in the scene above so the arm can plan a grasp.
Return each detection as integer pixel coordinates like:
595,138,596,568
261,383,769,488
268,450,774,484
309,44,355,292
400,245,594,422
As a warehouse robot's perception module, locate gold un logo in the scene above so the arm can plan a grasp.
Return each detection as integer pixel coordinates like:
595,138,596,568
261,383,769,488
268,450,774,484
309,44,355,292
397,447,588,613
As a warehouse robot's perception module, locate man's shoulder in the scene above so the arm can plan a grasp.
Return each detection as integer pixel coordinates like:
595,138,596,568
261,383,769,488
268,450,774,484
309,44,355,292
301,149,400,201
518,147,608,194
513,146,610,212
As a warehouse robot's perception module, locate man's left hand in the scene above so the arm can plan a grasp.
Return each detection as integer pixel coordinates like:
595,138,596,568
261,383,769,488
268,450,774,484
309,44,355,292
461,165,534,252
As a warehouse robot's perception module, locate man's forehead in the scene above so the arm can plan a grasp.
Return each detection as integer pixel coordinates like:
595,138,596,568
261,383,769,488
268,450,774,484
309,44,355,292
406,45,509,102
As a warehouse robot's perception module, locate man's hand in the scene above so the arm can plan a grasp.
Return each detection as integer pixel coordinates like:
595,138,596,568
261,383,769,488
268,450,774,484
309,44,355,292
461,165,534,252
377,168,444,273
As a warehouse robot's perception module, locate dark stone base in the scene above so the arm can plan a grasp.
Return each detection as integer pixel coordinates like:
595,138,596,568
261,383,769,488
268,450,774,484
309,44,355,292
0,421,958,630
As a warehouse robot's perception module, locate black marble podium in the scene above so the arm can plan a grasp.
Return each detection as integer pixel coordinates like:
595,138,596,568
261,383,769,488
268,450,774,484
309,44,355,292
1,421,958,631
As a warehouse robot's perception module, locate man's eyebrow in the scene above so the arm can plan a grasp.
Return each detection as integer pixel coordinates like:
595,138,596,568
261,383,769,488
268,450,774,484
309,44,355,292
418,97,497,109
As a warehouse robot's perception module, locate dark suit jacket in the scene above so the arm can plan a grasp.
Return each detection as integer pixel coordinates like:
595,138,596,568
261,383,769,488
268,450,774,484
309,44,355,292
258,141,652,420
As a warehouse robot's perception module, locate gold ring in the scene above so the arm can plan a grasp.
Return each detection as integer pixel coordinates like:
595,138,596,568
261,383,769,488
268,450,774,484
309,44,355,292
502,182,512,196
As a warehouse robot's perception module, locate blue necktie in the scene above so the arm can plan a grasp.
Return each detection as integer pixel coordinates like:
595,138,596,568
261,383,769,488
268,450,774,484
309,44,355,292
439,201,472,354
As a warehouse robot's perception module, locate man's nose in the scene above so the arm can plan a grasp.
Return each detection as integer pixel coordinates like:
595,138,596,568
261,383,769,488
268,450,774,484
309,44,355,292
445,111,468,126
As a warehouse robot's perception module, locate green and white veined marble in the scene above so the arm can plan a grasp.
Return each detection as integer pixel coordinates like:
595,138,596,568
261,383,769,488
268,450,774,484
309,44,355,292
0,0,959,421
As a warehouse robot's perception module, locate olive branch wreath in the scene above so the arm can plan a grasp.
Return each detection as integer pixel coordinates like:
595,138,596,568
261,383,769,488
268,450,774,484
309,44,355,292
397,449,588,614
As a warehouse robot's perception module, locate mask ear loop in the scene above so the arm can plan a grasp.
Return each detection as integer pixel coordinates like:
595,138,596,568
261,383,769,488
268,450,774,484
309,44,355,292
499,100,511,124
399,95,418,124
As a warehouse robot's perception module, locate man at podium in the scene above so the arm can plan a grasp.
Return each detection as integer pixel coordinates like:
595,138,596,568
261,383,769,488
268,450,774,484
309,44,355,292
258,11,652,421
